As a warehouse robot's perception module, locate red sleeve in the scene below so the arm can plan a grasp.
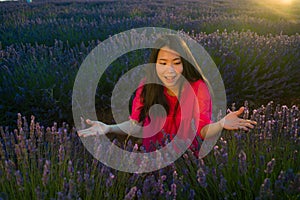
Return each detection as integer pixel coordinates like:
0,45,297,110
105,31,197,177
196,80,213,140
129,82,144,122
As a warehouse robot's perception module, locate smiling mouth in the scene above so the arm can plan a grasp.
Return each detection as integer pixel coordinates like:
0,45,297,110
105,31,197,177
164,76,176,81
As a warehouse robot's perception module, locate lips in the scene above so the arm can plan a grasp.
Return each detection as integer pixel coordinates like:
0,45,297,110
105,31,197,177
164,75,176,83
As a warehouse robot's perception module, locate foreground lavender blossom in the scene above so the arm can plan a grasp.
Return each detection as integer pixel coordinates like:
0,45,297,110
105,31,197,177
0,102,299,199
238,150,247,175
264,158,275,174
124,186,137,200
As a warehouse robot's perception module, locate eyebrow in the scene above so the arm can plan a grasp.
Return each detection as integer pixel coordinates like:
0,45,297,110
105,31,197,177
158,58,181,61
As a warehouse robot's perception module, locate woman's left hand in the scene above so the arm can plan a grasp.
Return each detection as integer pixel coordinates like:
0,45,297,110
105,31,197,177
221,107,257,131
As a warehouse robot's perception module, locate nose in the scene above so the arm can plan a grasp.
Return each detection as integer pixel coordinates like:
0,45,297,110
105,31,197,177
167,64,175,72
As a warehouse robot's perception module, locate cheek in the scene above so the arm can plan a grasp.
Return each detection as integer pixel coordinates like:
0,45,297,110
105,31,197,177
175,65,183,74
155,65,164,75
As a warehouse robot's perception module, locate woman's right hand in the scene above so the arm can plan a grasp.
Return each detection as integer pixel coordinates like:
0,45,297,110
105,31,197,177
77,119,110,137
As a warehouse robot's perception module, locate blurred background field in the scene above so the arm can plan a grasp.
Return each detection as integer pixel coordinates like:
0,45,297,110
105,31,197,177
0,0,299,127
0,0,299,199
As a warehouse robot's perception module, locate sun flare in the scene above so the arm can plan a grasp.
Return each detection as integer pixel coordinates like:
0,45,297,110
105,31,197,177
258,0,294,6
279,0,293,4
253,0,298,22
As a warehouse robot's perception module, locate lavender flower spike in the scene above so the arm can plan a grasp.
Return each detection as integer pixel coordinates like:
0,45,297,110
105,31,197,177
124,186,137,200
264,158,275,174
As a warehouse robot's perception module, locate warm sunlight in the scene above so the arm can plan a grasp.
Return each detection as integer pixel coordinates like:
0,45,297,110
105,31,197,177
278,0,293,4
258,0,294,6
253,0,298,22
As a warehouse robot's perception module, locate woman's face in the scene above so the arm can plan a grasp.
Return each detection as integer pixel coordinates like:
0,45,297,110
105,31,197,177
155,46,183,93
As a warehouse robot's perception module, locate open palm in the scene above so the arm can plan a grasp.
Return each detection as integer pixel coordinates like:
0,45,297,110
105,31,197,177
222,107,256,131
77,119,110,137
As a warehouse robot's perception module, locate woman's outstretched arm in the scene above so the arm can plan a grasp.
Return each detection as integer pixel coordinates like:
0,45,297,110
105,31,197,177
77,119,142,137
200,107,257,139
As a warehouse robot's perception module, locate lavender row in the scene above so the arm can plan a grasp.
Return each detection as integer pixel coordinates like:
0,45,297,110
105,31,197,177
1,0,299,47
1,29,299,127
0,101,299,199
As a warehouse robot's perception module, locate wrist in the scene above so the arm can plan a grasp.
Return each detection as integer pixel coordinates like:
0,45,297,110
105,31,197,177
218,118,225,129
107,124,113,133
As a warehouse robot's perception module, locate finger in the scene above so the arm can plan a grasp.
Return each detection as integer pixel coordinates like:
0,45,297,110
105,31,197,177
241,126,249,131
242,120,257,127
250,120,257,125
78,127,93,133
79,129,98,137
243,119,256,124
78,128,96,136
235,107,244,116
77,129,87,136
86,119,95,125
237,125,248,131
83,132,97,137
243,123,254,129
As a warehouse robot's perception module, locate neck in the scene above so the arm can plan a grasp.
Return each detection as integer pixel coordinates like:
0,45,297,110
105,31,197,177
167,88,177,96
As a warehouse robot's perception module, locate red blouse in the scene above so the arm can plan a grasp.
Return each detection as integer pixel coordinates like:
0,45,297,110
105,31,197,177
130,79,212,154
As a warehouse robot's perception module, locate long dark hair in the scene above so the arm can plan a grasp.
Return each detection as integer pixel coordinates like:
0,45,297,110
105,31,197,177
138,34,204,123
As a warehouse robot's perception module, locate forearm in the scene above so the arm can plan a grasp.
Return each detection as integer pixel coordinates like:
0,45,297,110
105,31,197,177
200,119,224,139
108,120,142,136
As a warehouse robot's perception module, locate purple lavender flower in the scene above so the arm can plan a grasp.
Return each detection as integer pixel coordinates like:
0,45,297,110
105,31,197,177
161,175,167,182
264,158,275,174
136,189,142,199
238,150,247,175
17,113,22,130
106,172,115,187
68,160,74,175
76,171,83,185
157,175,165,195
58,144,65,164
259,155,265,166
63,177,69,194
243,100,249,119
35,186,42,199
188,189,195,200
197,168,207,188
124,186,137,200
171,183,177,199
30,115,35,137
14,170,23,187
173,170,178,183
211,167,217,181
219,175,227,193
67,179,78,199
42,160,50,186
259,178,273,199
5,159,15,181
213,145,222,165
14,144,22,161
133,143,139,152
142,175,155,199
231,103,236,112
57,191,65,200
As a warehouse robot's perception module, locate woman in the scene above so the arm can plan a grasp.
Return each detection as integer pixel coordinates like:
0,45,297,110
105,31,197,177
78,34,256,155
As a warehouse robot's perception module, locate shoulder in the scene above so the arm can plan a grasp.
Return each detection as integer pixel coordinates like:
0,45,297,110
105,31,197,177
190,79,209,91
190,79,211,99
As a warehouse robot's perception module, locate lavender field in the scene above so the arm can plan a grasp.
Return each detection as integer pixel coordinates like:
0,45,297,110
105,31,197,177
0,0,299,199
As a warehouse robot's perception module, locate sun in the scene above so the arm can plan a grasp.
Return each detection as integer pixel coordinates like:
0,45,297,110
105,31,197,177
279,0,293,4
259,0,294,6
